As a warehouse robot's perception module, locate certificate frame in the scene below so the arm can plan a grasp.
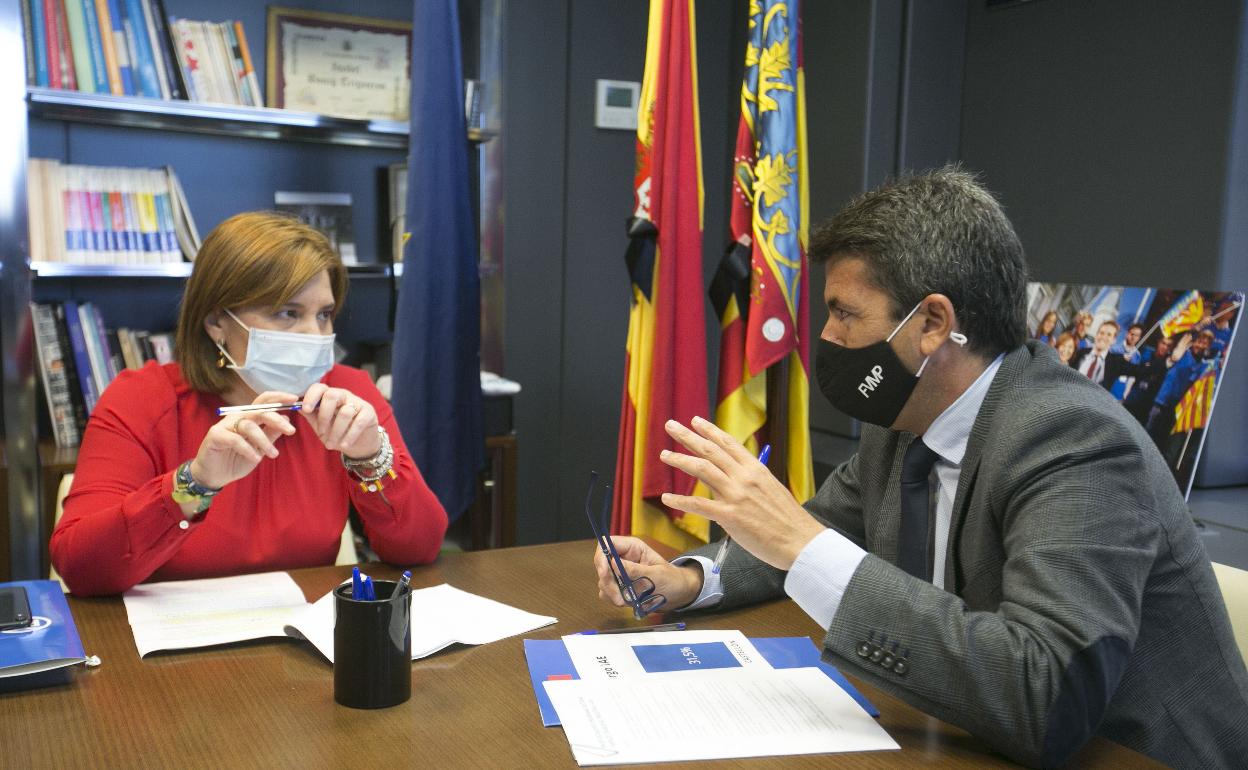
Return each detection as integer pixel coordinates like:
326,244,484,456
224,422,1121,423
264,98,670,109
265,6,413,121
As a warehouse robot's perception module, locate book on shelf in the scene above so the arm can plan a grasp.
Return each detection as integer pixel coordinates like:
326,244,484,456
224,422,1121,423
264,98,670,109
26,158,198,264
30,303,81,448
387,162,407,264
31,300,173,448
275,191,358,265
19,0,223,101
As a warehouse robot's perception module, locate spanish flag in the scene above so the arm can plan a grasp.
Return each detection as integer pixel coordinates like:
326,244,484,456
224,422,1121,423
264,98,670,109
611,0,708,551
1159,290,1205,338
1172,365,1217,434
697,0,814,543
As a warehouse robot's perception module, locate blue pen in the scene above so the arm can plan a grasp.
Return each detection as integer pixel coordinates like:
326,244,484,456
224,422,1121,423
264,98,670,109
216,401,302,416
362,575,376,601
392,570,412,603
711,444,771,575
351,566,363,600
580,622,686,635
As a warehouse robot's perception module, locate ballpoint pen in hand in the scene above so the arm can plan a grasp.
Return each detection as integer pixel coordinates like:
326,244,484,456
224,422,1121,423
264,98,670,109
710,444,771,575
216,401,302,416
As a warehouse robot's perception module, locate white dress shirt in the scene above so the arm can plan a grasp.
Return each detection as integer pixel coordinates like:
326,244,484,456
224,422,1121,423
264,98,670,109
676,354,1005,630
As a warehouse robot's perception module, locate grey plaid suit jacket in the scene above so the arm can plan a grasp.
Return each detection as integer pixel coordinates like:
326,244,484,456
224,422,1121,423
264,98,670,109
697,341,1248,768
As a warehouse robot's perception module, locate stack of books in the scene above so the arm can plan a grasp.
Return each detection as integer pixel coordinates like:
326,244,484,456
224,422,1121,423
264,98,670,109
31,301,174,448
19,0,262,107
167,17,263,108
26,158,200,264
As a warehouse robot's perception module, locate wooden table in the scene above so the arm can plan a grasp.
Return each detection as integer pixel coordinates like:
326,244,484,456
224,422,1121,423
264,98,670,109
0,540,1157,768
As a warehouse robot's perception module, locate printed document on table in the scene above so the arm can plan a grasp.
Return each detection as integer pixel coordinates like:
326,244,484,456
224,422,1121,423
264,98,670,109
561,629,770,679
123,572,307,657
544,667,899,765
289,583,557,662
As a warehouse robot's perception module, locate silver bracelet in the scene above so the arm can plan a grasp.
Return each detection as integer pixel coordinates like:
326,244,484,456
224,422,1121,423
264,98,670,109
341,426,396,489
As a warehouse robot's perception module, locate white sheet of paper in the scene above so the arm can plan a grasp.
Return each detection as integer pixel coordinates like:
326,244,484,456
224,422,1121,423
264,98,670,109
544,667,899,765
122,572,307,657
289,583,557,662
561,629,770,680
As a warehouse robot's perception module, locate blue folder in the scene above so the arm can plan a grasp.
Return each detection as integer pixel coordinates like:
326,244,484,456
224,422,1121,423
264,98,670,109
0,580,89,694
524,635,879,727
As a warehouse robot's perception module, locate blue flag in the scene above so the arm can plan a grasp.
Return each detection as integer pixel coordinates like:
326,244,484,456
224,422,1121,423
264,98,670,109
391,0,484,522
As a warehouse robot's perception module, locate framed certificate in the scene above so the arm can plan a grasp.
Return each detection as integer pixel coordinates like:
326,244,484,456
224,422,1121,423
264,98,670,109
266,6,412,121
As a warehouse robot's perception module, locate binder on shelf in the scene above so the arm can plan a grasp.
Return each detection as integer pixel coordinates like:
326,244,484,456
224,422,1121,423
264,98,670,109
31,303,82,448
0,580,91,695
52,302,90,435
61,299,100,415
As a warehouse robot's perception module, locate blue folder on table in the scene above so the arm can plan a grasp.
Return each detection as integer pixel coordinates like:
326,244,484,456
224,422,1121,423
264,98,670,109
524,635,879,727
0,580,89,694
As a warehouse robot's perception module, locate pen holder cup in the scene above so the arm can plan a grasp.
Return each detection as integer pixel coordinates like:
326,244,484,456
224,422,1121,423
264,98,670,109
333,581,411,709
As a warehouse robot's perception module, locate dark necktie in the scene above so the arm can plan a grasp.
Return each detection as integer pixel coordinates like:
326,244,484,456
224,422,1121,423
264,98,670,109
898,438,940,581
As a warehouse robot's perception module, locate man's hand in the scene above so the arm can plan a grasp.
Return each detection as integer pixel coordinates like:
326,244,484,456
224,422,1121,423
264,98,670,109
658,416,825,571
592,536,703,610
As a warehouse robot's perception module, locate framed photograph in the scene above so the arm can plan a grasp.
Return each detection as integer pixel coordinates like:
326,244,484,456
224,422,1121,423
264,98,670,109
266,6,412,121
275,191,358,265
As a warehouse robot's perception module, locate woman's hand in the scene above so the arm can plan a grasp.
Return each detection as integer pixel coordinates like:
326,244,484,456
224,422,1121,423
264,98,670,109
189,391,299,490
299,383,382,459
593,536,704,611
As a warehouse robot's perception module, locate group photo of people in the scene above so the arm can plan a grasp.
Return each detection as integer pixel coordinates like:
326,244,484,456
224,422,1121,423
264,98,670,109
1027,283,1243,494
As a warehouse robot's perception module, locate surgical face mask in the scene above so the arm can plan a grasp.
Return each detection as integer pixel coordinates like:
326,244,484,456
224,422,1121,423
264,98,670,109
216,309,335,396
814,302,967,428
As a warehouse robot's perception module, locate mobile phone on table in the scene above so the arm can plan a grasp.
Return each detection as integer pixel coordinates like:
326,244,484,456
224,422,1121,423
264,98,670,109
0,585,33,630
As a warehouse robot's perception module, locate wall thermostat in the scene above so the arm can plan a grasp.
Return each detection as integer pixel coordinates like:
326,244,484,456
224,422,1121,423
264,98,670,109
595,79,640,130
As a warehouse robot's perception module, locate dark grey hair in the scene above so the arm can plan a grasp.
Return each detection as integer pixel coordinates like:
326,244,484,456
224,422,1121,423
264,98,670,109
810,165,1028,357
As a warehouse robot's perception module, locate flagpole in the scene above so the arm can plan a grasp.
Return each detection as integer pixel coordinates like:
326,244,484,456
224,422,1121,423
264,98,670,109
765,357,790,487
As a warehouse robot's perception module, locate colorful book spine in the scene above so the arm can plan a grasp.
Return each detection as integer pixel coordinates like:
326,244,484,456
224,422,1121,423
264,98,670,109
234,21,263,108
42,0,62,89
78,0,110,93
121,0,159,97
61,300,99,414
62,0,97,92
147,0,185,100
136,0,170,100
167,18,200,102
53,0,79,90
222,21,250,106
92,0,123,94
22,0,46,87
135,175,158,259
105,0,133,94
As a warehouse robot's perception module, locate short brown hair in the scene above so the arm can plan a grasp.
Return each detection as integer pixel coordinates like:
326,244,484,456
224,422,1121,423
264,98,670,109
809,165,1028,357
175,211,348,393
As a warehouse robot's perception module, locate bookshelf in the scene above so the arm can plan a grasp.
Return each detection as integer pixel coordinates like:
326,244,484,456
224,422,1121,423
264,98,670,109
1,0,508,580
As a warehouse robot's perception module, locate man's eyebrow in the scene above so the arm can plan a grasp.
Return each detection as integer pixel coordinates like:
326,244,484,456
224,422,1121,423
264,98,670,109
826,295,859,313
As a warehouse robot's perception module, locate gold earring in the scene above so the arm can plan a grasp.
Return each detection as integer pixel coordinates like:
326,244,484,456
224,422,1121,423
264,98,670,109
215,341,226,368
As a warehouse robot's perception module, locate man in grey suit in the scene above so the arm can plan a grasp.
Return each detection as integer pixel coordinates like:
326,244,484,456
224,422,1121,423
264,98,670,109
594,167,1248,768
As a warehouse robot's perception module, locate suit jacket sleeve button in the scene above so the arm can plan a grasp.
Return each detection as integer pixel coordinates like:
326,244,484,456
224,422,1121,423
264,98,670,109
857,642,872,658
893,657,909,675
869,647,885,663
880,652,895,668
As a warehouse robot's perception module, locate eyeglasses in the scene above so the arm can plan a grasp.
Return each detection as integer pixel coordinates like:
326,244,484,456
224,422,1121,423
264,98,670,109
585,471,666,619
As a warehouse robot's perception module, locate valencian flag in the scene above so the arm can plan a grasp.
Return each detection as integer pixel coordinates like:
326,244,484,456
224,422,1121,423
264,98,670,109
1172,365,1217,435
611,0,708,550
698,0,814,543
1159,290,1205,338
391,0,484,521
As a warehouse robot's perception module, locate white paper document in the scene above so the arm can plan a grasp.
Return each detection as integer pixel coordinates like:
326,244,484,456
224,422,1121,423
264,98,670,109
124,572,556,661
123,572,307,657
562,629,772,680
291,583,557,662
544,667,899,766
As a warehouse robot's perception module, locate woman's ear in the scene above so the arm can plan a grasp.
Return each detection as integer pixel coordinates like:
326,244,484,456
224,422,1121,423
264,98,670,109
203,310,226,344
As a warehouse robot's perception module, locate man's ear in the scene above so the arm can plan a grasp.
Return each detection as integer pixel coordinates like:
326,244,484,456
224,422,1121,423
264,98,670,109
918,294,959,355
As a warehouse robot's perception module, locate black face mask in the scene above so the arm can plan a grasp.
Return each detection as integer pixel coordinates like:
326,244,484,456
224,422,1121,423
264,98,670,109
814,303,967,428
